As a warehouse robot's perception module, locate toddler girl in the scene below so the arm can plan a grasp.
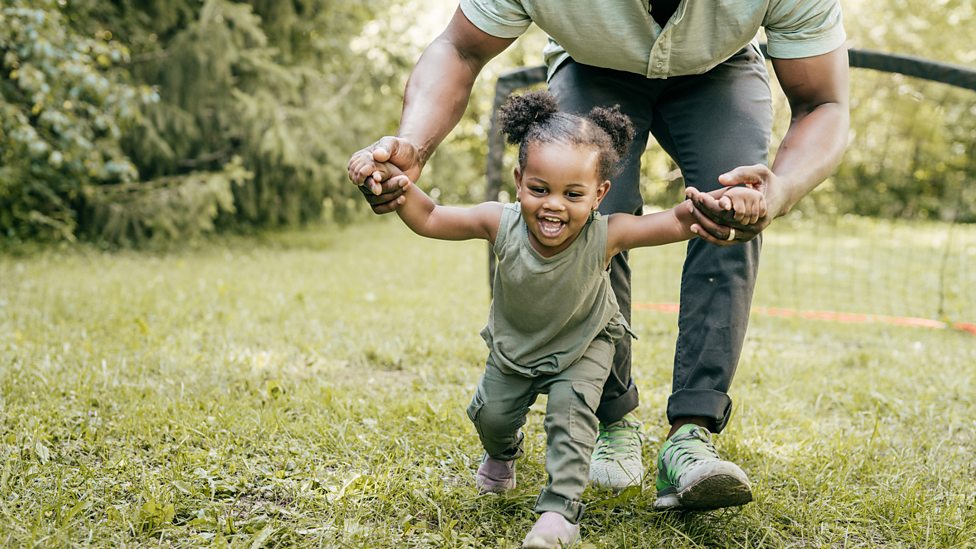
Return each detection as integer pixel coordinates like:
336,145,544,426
369,91,764,548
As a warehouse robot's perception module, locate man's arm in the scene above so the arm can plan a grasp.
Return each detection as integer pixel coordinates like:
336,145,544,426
767,46,850,215
691,46,849,245
347,7,515,212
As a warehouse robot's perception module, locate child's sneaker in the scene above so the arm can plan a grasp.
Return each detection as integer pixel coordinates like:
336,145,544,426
476,454,516,494
521,512,580,548
589,413,644,490
653,423,752,511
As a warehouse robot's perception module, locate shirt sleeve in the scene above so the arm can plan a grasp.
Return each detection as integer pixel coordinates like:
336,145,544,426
763,0,847,59
459,0,532,39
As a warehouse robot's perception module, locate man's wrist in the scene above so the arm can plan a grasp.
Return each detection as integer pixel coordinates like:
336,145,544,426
394,133,431,165
769,178,797,219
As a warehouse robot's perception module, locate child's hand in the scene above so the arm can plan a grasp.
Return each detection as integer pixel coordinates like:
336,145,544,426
698,185,767,226
358,161,410,196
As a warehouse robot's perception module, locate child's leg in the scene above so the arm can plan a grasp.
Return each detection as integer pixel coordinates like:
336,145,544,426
535,335,615,523
467,356,537,460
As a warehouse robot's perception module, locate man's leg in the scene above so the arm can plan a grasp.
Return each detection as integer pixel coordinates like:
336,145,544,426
652,43,771,433
648,43,771,509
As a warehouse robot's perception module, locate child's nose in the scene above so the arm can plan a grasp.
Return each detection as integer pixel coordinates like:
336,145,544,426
543,196,566,210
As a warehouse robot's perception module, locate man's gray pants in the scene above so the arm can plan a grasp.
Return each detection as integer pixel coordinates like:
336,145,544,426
549,44,772,432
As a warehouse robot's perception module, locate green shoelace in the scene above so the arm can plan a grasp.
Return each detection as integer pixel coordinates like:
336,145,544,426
593,417,642,460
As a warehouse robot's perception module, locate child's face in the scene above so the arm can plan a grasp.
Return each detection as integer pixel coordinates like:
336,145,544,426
514,140,610,257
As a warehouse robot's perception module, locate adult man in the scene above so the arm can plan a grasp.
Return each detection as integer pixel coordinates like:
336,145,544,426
348,0,848,519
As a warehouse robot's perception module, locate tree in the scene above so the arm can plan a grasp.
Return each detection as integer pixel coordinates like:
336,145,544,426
0,0,144,240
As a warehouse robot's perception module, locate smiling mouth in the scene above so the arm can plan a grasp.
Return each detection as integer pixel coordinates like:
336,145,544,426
538,216,565,239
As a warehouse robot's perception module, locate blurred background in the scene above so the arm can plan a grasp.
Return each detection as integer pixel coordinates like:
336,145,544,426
1,0,973,247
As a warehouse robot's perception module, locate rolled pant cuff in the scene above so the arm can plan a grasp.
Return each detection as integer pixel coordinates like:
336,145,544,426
667,389,733,433
486,431,525,461
534,489,585,524
595,380,639,424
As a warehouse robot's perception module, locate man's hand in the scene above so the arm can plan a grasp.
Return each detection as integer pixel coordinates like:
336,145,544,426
688,164,785,245
346,7,515,215
347,136,423,214
691,46,850,246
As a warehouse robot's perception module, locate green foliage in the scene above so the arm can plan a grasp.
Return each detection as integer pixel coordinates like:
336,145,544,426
0,0,147,240
835,80,976,221
1,0,973,245
76,0,388,236
833,0,976,221
0,0,409,245
79,156,250,245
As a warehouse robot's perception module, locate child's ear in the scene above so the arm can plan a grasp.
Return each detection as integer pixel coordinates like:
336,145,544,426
593,180,612,208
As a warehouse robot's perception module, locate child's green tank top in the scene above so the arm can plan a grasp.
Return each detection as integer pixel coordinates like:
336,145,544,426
481,203,629,377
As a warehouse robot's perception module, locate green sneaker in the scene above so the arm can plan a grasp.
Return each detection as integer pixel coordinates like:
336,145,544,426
654,424,752,511
589,413,644,490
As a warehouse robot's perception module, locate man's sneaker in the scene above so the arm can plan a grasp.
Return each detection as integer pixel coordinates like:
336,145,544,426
589,413,644,490
521,512,580,548
653,423,752,511
476,454,516,494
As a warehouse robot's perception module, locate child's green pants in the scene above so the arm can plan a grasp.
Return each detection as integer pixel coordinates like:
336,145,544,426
466,333,615,523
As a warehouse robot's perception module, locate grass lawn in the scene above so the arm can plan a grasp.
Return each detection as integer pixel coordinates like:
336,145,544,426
1,216,974,547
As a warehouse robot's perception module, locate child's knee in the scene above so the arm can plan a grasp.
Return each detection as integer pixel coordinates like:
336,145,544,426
472,400,522,436
548,382,601,443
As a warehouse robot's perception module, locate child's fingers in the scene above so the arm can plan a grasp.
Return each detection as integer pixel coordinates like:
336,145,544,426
752,200,765,225
367,174,382,196
348,152,380,188
735,200,757,225
732,198,748,223
735,198,754,225
731,202,745,223
747,202,765,225
391,175,412,189
743,208,757,226
693,189,725,211
368,163,395,180
362,163,409,195
747,197,767,225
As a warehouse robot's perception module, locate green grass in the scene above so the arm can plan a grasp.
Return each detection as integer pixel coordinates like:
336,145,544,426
1,217,974,547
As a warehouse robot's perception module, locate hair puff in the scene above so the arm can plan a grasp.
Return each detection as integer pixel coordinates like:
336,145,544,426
586,105,635,160
498,91,559,145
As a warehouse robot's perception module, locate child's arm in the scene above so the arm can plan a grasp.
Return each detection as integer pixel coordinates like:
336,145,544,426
397,180,502,241
367,162,502,242
606,186,766,261
605,200,698,261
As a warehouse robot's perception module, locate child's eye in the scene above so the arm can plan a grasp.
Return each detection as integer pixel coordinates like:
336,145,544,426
529,187,547,195
566,192,583,199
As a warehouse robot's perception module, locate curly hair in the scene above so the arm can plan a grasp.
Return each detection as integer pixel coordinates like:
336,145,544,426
497,90,635,181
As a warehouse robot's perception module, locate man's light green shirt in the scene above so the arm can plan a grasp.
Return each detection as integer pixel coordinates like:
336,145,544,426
459,0,846,79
